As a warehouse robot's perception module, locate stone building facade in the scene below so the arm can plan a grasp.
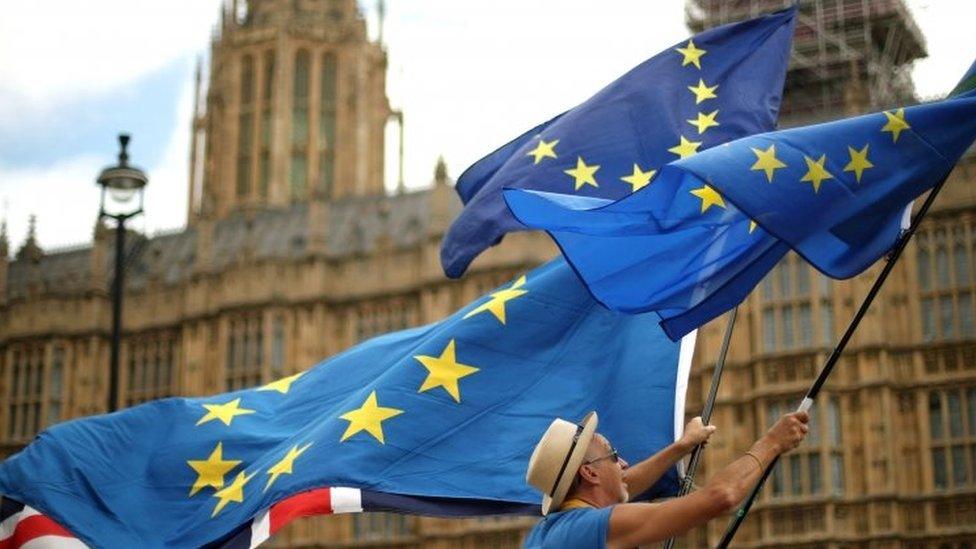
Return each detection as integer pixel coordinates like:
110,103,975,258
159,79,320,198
1,0,975,547
682,1,976,546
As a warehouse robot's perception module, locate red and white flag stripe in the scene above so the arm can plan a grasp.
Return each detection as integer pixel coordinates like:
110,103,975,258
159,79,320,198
0,502,87,549
245,487,362,548
0,488,364,549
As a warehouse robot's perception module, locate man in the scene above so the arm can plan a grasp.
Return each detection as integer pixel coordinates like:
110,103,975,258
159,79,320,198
524,410,809,548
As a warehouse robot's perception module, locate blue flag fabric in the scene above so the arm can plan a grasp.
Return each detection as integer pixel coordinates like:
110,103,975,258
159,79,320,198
504,187,790,340
0,259,692,548
505,93,976,340
440,8,797,280
673,91,976,278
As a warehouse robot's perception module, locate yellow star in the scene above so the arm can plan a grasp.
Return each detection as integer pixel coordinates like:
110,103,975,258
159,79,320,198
563,156,600,191
526,138,559,165
687,110,720,134
211,470,256,518
258,372,305,395
843,144,874,183
196,398,256,427
800,154,834,193
620,164,657,192
339,391,404,444
676,39,706,69
413,339,480,403
264,443,313,492
750,145,787,183
668,136,702,159
463,275,528,324
687,78,718,104
187,442,242,497
881,108,910,143
749,220,758,233
690,185,726,213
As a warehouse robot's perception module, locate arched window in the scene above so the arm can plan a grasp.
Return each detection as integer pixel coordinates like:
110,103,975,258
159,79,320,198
319,53,338,199
259,50,275,199
271,315,286,380
290,50,311,201
936,229,950,289
795,260,810,295
917,232,931,291
778,258,792,297
954,227,970,286
47,345,64,427
125,333,177,407
820,295,834,347
226,314,265,390
781,305,794,350
237,54,255,199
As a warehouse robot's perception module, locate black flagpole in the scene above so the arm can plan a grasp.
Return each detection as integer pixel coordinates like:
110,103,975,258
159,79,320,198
662,306,738,549
717,173,952,548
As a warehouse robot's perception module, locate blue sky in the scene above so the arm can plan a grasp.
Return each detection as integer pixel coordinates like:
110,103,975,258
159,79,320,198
0,59,187,170
0,0,970,251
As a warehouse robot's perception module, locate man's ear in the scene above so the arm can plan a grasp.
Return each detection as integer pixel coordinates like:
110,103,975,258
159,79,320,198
578,463,599,484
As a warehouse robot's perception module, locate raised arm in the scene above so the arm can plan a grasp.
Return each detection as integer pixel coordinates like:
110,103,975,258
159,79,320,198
607,411,809,549
622,416,716,499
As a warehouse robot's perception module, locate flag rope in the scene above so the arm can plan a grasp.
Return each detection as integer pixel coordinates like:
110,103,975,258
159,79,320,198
717,170,952,548
662,306,738,549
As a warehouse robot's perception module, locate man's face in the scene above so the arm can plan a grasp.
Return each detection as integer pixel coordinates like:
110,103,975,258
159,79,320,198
583,434,630,503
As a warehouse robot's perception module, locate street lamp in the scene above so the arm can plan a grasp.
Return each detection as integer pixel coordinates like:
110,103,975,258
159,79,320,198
96,134,147,413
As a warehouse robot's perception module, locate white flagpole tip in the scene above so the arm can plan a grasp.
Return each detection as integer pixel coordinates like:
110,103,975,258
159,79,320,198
797,397,814,413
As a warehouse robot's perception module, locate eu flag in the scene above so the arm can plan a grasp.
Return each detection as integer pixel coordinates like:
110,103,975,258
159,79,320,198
0,260,692,548
672,90,976,279
440,8,797,280
505,89,976,340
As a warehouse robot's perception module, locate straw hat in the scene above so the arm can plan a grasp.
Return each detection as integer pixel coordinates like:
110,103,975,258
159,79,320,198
525,411,598,515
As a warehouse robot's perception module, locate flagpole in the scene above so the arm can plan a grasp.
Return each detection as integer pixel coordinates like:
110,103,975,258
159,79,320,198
662,306,738,549
716,174,951,548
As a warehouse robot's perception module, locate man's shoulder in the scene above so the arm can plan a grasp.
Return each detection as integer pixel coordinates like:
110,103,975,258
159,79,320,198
524,507,613,549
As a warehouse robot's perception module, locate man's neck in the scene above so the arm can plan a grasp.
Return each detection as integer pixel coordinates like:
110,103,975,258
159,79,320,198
564,488,613,509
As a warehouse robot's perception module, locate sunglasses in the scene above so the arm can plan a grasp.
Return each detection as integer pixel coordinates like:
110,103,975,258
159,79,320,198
583,446,620,465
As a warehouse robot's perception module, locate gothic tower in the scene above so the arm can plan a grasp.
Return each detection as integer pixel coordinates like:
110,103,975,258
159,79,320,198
188,0,391,222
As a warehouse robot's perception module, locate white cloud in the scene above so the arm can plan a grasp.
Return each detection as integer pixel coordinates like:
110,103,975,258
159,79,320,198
0,0,221,121
0,155,104,252
907,1,974,98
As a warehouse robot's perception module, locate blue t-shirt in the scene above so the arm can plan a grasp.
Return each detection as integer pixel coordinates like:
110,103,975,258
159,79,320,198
523,506,613,548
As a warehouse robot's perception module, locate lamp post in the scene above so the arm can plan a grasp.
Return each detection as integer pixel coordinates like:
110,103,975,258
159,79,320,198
96,134,147,413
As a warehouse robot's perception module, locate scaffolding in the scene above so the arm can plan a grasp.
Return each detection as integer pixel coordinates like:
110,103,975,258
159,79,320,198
686,0,927,126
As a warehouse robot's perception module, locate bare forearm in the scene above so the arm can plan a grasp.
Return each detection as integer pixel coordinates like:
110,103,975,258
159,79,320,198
703,438,780,506
623,440,691,499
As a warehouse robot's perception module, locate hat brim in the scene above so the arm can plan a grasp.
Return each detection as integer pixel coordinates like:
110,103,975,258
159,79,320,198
541,411,598,515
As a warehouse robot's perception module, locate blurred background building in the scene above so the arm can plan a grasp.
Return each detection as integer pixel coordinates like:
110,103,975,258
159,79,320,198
1,0,974,546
